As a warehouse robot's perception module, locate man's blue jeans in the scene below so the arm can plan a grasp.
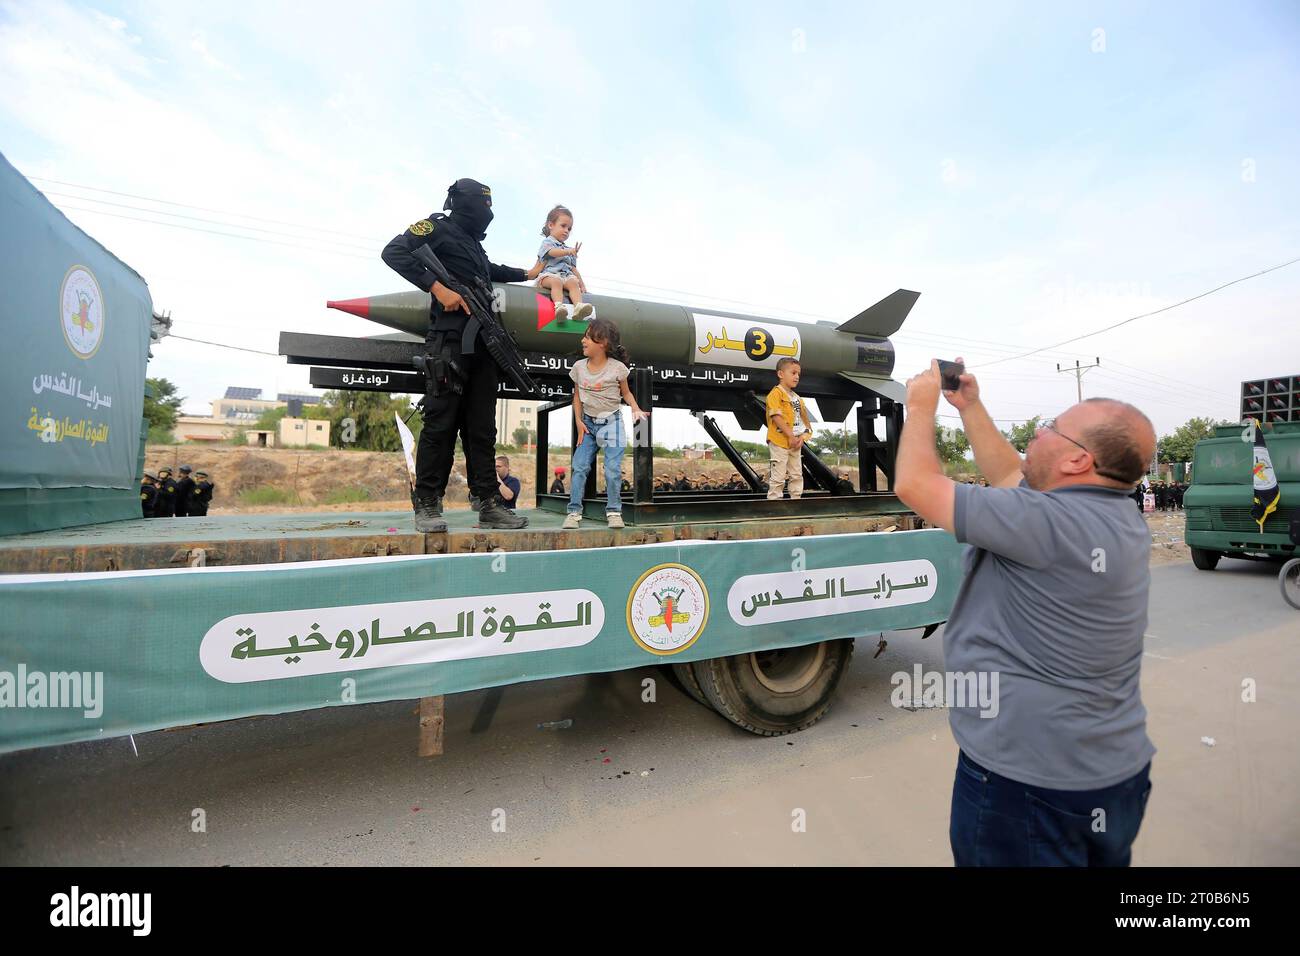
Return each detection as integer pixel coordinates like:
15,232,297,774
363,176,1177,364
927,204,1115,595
950,750,1152,866
567,412,625,514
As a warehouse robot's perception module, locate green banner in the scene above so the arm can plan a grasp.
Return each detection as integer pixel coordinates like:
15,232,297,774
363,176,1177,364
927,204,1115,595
0,529,965,753
0,152,152,533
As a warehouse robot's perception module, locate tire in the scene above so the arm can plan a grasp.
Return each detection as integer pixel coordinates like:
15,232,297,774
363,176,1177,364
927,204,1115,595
1190,547,1221,571
661,663,711,708
690,639,855,736
1281,558,1300,611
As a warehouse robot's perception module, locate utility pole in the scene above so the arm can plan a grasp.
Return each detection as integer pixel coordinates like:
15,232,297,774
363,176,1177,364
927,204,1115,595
1057,357,1101,402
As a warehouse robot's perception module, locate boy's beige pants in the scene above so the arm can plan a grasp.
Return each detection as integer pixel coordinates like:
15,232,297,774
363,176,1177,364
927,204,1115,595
767,442,804,499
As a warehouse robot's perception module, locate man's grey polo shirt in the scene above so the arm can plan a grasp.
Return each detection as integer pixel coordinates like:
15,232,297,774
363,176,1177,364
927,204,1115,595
945,479,1156,790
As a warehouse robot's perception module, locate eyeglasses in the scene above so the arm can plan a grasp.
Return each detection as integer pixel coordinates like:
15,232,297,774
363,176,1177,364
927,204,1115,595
1037,418,1131,483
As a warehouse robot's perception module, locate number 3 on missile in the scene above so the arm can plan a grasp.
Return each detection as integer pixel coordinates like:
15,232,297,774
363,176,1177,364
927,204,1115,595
744,327,774,361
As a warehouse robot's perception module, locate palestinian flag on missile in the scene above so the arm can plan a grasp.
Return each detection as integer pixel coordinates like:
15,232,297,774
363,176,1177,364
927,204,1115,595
534,294,590,334
1249,419,1280,532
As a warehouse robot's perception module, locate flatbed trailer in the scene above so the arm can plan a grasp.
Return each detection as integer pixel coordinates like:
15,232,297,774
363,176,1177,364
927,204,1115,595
0,505,963,755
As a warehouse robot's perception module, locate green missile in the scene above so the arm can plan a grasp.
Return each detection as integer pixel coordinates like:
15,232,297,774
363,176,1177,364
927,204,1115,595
326,285,914,402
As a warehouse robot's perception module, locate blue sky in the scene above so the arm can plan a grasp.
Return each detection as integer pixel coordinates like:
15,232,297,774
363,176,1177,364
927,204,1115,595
2,0,1298,444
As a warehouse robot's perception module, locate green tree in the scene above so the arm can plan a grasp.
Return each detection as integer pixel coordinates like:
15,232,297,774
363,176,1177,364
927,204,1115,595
144,377,183,430
318,391,421,451
935,424,971,464
806,429,857,462
254,406,291,431
730,439,768,460
1158,417,1232,463
513,426,530,447
1005,416,1043,453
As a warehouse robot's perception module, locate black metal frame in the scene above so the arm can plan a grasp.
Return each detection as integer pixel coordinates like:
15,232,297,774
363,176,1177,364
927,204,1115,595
281,332,903,525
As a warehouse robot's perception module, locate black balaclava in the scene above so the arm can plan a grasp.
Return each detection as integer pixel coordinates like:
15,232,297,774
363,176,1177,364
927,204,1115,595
443,178,494,240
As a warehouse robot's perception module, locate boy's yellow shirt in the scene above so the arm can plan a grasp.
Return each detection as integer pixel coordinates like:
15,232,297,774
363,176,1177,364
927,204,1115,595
765,384,810,449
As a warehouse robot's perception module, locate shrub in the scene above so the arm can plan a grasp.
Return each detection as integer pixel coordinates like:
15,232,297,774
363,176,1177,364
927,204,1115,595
323,486,371,505
239,487,295,506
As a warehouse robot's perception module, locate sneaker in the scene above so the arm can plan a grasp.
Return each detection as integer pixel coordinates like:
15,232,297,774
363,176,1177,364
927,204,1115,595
554,302,571,322
413,496,446,534
562,512,582,530
572,302,594,322
478,499,527,529
606,512,624,529
468,494,481,512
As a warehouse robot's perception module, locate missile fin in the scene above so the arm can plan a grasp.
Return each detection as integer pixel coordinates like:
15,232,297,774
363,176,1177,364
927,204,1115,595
837,289,919,338
817,397,855,423
734,405,765,431
838,371,907,404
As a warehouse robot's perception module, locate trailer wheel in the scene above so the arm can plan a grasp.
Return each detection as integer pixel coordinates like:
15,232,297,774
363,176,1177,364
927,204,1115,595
1191,547,1221,571
691,639,854,736
666,663,711,708
1281,558,1300,611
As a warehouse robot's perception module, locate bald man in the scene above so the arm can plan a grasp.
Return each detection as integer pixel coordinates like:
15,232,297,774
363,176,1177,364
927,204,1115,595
896,359,1156,868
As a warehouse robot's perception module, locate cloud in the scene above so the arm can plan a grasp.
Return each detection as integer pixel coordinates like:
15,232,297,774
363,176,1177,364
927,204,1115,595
1,0,1297,443
189,31,241,79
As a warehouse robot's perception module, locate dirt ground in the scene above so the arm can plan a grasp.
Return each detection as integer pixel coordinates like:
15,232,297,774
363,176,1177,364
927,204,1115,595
1144,508,1192,566
145,445,853,514
146,448,1195,562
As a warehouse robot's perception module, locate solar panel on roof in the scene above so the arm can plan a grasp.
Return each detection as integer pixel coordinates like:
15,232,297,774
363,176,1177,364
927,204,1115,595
224,387,262,400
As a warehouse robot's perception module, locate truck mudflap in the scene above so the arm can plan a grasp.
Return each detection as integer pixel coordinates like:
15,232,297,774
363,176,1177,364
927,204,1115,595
0,529,963,753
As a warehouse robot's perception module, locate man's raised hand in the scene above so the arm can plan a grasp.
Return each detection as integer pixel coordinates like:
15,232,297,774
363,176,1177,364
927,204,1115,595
942,355,981,411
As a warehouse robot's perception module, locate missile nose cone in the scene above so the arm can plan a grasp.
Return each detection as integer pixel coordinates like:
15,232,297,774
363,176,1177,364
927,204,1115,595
327,297,371,319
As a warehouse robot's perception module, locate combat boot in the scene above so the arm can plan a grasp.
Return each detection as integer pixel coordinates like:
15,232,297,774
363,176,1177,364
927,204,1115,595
413,496,447,533
478,498,528,529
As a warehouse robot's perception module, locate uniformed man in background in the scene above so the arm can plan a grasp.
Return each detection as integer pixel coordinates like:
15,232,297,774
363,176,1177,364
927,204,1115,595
381,177,542,533
154,467,177,518
189,470,215,516
174,464,195,517
140,472,159,518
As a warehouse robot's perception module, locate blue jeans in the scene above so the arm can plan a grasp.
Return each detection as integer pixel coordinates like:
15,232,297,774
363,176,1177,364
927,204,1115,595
568,412,625,514
950,751,1152,867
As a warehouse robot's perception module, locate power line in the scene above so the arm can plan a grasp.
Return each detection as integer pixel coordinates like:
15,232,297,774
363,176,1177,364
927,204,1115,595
54,204,376,260
974,255,1300,368
29,176,388,243
169,333,280,357
43,191,377,254
40,174,1274,408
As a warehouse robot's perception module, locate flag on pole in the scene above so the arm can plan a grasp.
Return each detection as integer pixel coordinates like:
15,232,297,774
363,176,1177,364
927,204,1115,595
1249,419,1280,531
395,412,418,497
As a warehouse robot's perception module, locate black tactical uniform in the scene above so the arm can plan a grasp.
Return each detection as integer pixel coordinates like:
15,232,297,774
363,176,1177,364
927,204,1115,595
381,178,529,533
140,475,158,518
155,469,177,518
174,466,195,517
190,473,214,516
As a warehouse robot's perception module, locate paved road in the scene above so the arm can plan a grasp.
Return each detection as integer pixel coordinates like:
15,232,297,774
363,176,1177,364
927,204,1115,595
1,559,1296,865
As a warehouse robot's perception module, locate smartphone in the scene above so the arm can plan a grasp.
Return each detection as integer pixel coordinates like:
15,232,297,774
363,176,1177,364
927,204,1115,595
936,359,965,391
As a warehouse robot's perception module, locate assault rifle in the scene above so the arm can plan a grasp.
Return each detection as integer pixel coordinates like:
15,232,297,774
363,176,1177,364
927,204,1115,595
410,245,539,396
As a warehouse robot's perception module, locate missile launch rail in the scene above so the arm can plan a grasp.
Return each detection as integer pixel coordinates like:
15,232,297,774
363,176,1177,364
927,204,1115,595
280,332,908,526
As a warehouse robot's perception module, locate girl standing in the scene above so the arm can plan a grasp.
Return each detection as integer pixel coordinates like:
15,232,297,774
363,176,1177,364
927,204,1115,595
564,319,649,529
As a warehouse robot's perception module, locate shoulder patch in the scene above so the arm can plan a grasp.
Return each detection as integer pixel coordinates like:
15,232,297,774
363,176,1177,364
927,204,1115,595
410,219,434,237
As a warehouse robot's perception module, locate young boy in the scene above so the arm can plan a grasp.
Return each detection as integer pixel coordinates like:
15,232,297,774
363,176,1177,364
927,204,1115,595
765,357,812,500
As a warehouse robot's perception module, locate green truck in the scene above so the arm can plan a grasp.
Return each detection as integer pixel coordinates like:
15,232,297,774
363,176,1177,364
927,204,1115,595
1184,421,1299,570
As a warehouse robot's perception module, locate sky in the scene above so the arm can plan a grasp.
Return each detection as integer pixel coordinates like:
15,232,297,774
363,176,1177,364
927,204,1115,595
2,0,1298,448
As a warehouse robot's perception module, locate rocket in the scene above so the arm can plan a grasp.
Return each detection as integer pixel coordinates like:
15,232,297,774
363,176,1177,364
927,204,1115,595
326,284,916,405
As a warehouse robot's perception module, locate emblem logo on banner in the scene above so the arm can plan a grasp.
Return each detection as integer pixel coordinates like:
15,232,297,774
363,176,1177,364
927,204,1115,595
626,563,709,655
60,265,105,359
